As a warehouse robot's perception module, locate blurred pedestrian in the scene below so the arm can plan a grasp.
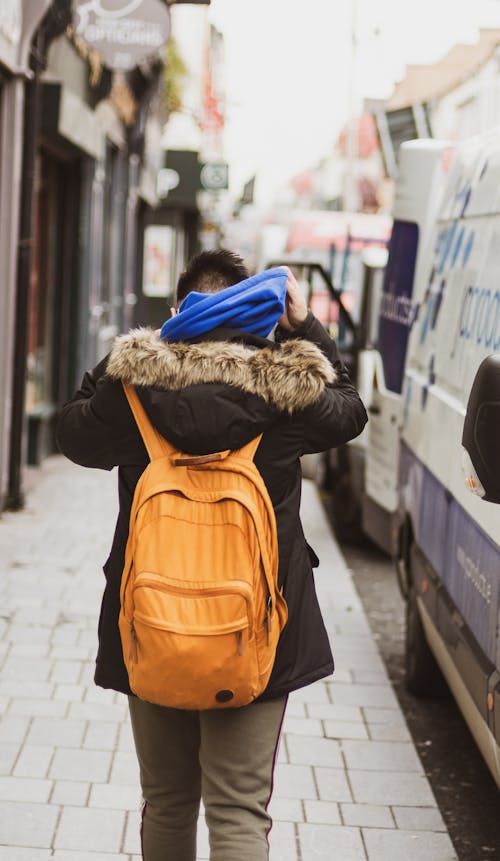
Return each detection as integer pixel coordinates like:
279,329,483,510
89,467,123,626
57,250,367,861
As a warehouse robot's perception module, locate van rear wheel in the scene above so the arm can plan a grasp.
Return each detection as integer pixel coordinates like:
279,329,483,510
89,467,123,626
405,587,444,697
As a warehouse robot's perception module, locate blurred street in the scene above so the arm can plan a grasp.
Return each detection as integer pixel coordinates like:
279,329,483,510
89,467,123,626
1,3,500,859
0,456,458,861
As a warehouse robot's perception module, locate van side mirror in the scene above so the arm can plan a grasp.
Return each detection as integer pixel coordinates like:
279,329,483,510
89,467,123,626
462,354,500,504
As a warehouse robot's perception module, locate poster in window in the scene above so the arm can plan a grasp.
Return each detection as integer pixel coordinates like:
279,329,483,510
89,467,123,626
142,225,174,298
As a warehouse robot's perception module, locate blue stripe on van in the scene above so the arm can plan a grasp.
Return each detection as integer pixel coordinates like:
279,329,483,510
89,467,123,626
399,441,499,667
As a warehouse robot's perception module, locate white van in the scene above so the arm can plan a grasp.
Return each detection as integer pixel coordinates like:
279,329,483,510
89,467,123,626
392,129,500,787
361,140,454,552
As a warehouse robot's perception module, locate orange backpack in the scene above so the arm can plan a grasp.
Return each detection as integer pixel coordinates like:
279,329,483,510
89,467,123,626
119,383,288,710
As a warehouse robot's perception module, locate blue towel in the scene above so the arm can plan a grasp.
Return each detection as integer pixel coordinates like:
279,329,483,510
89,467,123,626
159,267,287,342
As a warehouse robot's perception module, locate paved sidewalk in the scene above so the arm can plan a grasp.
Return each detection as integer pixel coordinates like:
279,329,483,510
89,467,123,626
0,456,458,860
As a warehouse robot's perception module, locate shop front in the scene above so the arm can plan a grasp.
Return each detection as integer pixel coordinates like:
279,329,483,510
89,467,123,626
0,0,52,509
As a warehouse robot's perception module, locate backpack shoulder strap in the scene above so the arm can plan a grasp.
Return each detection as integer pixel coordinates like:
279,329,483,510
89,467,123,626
122,382,175,462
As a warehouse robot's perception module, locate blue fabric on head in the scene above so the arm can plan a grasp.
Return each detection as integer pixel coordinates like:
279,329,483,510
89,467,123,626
159,267,288,342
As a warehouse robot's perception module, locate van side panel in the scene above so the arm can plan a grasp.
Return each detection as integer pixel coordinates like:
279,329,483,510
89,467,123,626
400,441,499,668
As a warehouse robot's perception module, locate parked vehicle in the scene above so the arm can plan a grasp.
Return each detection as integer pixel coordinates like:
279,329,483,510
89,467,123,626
394,130,500,786
270,132,500,785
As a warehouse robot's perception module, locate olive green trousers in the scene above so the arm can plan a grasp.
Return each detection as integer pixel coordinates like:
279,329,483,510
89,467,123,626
128,694,287,861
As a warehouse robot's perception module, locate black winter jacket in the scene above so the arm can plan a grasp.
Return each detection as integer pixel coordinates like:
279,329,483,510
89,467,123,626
57,313,367,700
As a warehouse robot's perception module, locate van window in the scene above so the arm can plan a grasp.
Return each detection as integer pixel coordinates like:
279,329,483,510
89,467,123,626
378,220,419,393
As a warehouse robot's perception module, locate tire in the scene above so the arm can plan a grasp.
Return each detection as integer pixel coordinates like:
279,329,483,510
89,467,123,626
330,472,364,545
405,587,444,697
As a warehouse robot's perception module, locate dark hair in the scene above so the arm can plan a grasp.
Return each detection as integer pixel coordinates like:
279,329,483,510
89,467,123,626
176,250,249,305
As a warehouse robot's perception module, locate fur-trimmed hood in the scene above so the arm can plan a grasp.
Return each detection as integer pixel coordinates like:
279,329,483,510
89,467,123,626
107,327,335,413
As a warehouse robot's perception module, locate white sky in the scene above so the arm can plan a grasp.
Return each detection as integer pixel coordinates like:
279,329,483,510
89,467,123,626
208,0,500,204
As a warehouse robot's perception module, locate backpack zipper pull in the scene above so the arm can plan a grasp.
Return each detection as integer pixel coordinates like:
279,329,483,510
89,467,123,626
265,596,272,646
130,620,138,663
236,630,244,656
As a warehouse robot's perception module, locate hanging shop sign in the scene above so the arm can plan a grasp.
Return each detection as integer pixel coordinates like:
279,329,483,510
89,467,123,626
0,1,21,47
74,0,170,71
200,162,229,191
0,0,21,69
142,225,175,298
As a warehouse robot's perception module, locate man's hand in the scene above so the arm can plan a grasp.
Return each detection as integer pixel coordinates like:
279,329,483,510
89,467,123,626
278,267,308,331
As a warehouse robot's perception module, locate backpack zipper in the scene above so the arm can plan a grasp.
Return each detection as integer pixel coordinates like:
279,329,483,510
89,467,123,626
264,594,272,645
236,630,244,656
133,573,255,636
129,620,138,663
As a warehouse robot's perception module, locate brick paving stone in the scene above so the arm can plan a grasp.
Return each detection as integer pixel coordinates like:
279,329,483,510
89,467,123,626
14,744,54,778
341,740,423,773
68,702,127,721
117,721,135,753
362,706,406,725
9,642,50,657
108,751,140,785
272,763,317,799
54,806,125,853
51,780,90,806
54,684,85,702
392,805,447,832
6,625,53,645
89,782,141,810
368,721,412,742
304,799,341,824
83,720,119,751
298,823,366,860
341,802,395,829
8,697,67,717
283,716,324,736
277,740,288,763
0,800,59,848
329,681,399,709
50,646,93,661
122,811,142,855
349,770,436,807
27,717,86,748
289,682,330,704
51,628,80,647
0,680,54,699
50,661,84,684
307,702,363,722
287,734,343,768
0,850,51,860
267,796,303,822
50,748,112,783
84,685,119,705
268,821,298,860
314,766,353,802
0,714,30,743
284,699,306,718
362,827,458,860
1,655,53,682
324,720,369,740
0,775,52,802
332,649,386,672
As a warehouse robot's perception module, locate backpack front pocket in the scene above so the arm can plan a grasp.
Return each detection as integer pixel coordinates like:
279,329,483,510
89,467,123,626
125,572,259,709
